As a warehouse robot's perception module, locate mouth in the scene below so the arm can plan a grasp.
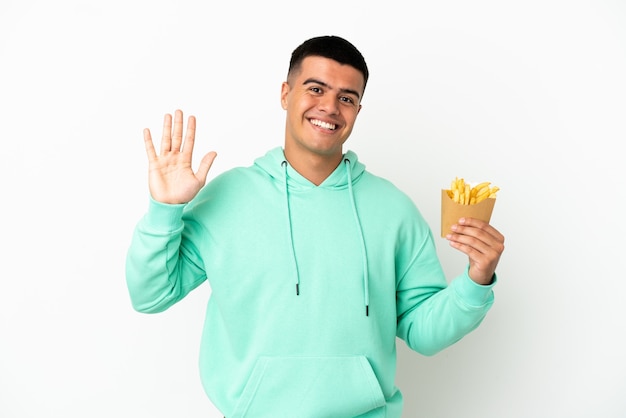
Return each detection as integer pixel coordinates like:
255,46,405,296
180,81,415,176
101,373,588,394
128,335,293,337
309,118,337,131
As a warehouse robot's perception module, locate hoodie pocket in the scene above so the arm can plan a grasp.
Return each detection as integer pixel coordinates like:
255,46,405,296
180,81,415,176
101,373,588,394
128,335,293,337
231,355,386,418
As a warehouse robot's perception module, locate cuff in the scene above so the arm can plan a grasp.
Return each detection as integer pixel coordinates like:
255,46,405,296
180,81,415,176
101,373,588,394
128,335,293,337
453,266,497,307
142,197,187,232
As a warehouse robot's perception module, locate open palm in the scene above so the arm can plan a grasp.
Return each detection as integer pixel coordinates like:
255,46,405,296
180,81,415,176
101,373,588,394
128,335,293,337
143,109,217,204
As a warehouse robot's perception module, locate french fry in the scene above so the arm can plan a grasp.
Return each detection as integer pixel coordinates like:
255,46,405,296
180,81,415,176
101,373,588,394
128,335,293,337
445,178,499,205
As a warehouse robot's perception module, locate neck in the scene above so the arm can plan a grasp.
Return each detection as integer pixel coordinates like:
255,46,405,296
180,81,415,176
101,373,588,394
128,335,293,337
283,147,343,186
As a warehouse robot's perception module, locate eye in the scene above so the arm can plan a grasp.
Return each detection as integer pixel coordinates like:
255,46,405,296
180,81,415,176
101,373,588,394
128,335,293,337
309,86,323,94
340,95,360,107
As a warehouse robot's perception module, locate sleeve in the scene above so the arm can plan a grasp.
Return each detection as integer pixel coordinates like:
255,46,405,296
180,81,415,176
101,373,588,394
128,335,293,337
395,215,496,356
125,198,207,313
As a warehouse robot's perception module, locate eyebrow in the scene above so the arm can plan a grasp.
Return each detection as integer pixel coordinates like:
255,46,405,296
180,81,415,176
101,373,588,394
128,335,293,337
302,78,361,100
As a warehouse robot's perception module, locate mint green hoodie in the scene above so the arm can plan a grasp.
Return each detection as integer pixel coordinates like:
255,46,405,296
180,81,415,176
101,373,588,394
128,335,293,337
126,147,495,417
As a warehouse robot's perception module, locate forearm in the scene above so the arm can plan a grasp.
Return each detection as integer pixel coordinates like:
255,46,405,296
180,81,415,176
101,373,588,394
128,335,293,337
397,269,495,356
125,199,205,313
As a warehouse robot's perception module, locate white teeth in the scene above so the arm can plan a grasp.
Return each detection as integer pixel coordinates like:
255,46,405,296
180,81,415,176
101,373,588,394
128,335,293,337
311,119,336,130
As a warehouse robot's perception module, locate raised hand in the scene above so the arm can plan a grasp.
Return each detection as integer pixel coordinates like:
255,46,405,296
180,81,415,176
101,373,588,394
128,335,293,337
143,109,217,204
446,218,505,285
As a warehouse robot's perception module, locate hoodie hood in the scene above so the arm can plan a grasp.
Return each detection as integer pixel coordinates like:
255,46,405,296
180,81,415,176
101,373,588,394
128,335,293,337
253,146,366,191
254,146,371,315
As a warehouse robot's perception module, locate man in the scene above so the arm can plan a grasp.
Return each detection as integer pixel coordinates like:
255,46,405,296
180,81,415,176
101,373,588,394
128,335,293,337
126,35,504,418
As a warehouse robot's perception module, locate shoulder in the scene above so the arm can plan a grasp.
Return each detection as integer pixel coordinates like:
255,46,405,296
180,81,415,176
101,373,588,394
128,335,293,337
356,171,434,246
185,165,262,210
204,164,267,190
358,171,417,208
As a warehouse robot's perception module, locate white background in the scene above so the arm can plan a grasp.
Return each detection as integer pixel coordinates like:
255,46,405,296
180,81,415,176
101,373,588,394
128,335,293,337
1,0,625,417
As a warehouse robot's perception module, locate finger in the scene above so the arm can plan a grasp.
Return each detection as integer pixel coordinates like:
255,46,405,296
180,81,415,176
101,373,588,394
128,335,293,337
171,109,184,151
448,234,500,281
447,232,482,256
195,151,218,184
160,113,173,154
181,115,196,156
449,227,502,255
143,128,157,161
447,221,504,256
455,217,504,244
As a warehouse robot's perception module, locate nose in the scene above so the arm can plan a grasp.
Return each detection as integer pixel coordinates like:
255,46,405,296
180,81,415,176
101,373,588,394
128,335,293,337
317,94,339,114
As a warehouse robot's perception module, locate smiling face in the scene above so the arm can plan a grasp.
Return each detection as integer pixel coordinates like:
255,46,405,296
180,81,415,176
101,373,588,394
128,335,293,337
281,56,364,170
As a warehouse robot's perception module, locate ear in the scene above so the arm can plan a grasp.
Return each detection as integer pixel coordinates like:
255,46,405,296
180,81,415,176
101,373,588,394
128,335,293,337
280,82,290,110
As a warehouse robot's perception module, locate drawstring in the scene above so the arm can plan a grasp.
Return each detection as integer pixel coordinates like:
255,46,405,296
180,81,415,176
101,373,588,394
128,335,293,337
281,158,370,316
344,158,370,316
282,160,301,296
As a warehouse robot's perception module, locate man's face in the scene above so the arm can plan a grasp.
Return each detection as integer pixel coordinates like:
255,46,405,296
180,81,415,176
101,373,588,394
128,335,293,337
281,56,364,162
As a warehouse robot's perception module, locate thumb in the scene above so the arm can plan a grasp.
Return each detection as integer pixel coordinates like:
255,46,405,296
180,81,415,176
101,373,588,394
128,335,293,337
195,151,218,184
